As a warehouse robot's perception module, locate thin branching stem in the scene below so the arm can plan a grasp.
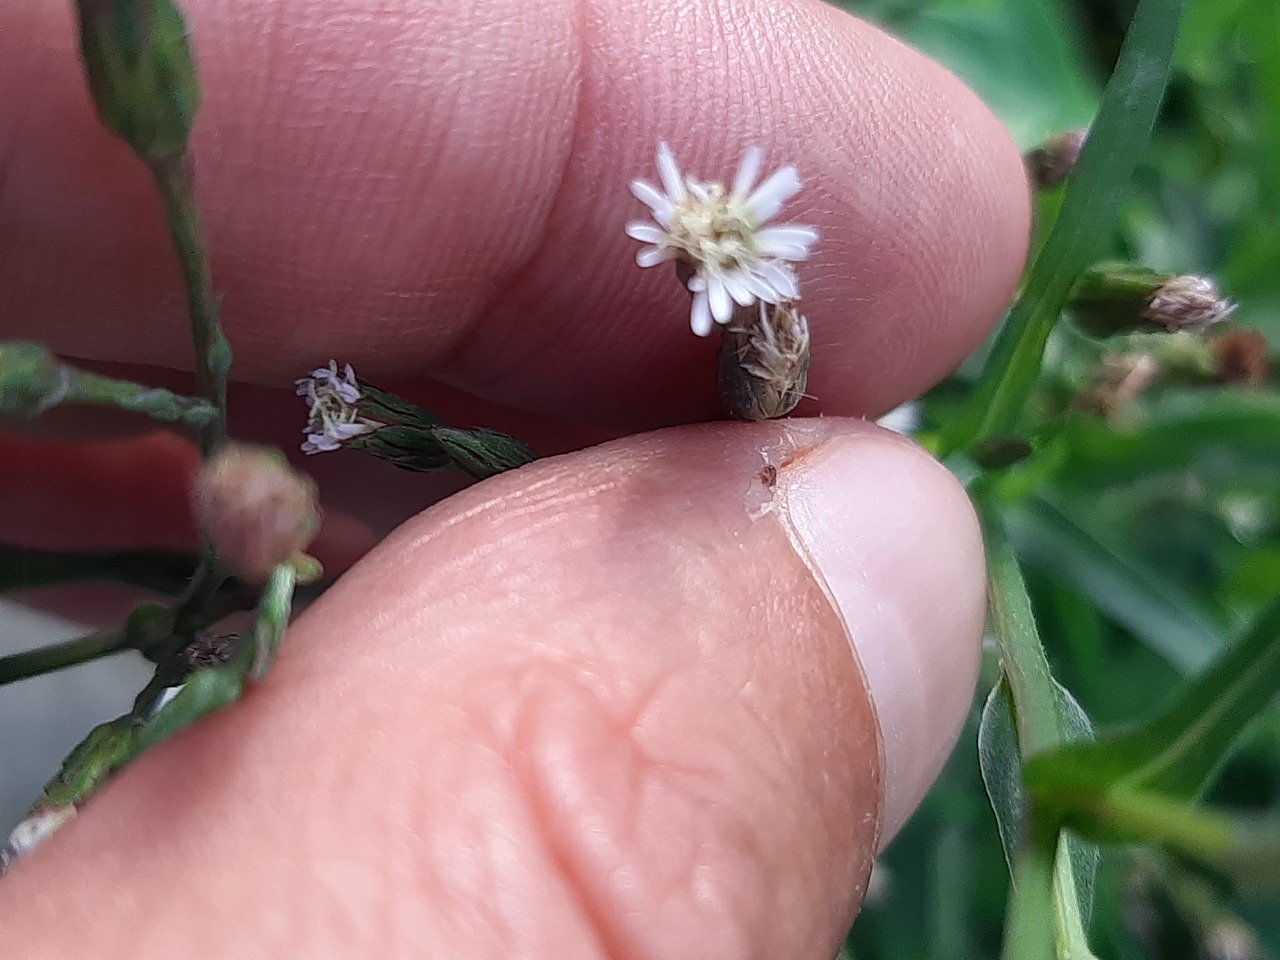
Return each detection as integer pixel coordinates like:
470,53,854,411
150,151,231,456
0,630,132,686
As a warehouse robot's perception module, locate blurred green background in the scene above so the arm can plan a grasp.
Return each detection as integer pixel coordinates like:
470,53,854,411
831,0,1280,957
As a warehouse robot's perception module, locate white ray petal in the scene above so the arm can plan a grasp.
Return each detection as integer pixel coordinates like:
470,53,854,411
656,142,687,203
746,166,802,223
629,179,674,225
690,289,714,336
636,246,669,267
707,274,734,322
625,221,667,243
755,260,800,300
731,146,763,200
721,270,757,307
756,224,819,252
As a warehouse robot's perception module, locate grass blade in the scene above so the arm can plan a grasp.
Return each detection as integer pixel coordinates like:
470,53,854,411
941,0,1187,455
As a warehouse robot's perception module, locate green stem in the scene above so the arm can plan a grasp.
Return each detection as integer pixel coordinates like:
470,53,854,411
1001,825,1059,960
0,630,132,685
982,501,1065,756
65,367,216,430
0,543,200,595
150,151,230,455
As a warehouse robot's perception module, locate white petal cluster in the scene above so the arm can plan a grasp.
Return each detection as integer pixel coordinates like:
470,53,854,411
626,142,818,336
294,361,382,454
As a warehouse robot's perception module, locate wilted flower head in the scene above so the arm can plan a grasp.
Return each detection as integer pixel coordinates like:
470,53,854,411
1142,275,1237,332
717,298,812,421
626,142,818,336
295,361,383,453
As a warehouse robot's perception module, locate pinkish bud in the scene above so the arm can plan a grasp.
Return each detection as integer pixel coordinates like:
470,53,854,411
1025,128,1088,189
193,444,320,583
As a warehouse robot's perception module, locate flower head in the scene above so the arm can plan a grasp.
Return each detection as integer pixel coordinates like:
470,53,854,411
1142,275,1237,332
626,142,818,336
295,361,383,453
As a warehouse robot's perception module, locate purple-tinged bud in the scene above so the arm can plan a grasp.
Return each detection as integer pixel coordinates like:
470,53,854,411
1142,275,1238,333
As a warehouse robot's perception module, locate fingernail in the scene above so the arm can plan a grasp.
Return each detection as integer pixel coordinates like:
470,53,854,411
778,432,985,843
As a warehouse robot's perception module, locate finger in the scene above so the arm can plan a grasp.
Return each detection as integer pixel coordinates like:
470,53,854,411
0,0,1028,426
4,418,985,958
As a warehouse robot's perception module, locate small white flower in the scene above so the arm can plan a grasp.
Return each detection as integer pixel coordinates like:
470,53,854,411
626,142,819,336
294,360,383,454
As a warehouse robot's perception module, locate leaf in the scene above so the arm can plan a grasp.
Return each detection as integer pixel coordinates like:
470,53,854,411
940,0,1187,456
980,507,1101,959
1026,590,1280,803
1006,496,1229,673
871,0,1098,145
979,679,1100,933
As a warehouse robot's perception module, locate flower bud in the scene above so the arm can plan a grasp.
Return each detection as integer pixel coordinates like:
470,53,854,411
1024,128,1088,189
1069,264,1236,337
76,0,201,163
1142,275,1238,333
193,444,320,583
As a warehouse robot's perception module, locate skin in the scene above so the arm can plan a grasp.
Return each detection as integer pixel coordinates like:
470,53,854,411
0,0,1030,956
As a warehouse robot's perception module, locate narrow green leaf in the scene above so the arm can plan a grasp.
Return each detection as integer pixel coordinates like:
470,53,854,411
1026,590,1280,802
981,506,1101,958
979,679,1099,934
979,680,1025,868
1050,789,1280,889
940,0,1186,455
1006,496,1228,673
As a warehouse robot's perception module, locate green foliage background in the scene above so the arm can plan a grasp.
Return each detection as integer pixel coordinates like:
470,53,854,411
831,0,1280,957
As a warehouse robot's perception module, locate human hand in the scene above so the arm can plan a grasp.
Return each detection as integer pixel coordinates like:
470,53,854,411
0,0,1029,955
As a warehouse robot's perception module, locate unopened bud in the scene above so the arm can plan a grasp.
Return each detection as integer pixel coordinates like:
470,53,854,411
1211,328,1270,386
1025,128,1088,189
717,300,811,420
1143,275,1238,332
193,444,320,583
76,0,202,163
1069,264,1236,337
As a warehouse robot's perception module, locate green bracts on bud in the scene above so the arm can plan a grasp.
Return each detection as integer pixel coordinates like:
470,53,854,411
351,423,537,478
432,427,539,479
76,0,201,162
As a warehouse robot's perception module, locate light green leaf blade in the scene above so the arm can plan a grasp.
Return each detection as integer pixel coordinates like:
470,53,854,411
941,0,1187,455
1026,591,1280,803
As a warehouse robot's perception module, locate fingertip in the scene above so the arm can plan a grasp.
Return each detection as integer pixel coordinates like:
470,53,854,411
776,429,986,842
